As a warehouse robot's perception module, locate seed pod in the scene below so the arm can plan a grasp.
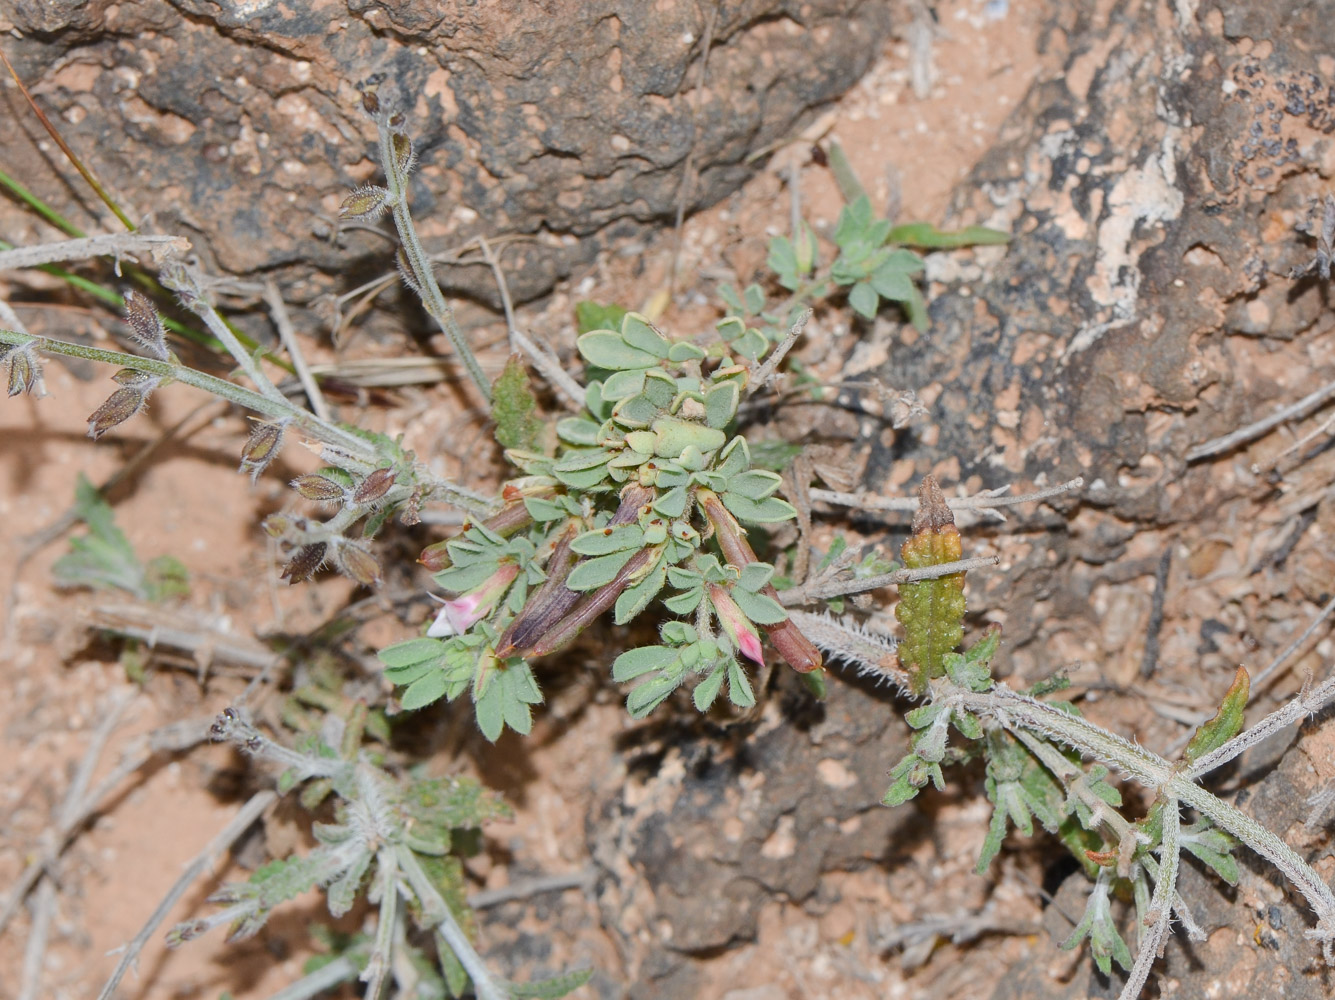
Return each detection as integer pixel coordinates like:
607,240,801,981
239,421,285,482
281,542,328,581
399,486,423,526
6,347,37,397
123,289,170,360
362,89,381,115
261,514,292,538
111,368,159,389
337,543,382,586
390,131,415,176
339,184,390,222
291,474,347,503
87,386,149,440
354,466,396,504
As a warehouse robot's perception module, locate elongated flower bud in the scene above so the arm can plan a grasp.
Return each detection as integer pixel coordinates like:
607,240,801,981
699,488,822,673
707,584,765,666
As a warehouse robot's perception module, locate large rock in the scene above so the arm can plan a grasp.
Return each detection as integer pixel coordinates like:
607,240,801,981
1,0,892,304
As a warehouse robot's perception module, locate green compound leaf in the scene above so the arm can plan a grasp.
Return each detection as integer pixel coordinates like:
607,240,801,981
626,670,685,719
727,658,755,708
378,637,447,669
704,380,740,429
556,416,601,446
492,356,543,451
737,561,775,592
473,660,543,741
1183,666,1249,765
895,476,966,694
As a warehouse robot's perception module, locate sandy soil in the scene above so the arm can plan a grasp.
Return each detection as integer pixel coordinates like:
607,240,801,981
5,2,1335,1000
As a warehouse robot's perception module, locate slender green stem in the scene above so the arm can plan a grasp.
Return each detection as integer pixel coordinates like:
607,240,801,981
0,165,84,236
0,329,374,460
378,119,492,405
164,267,284,403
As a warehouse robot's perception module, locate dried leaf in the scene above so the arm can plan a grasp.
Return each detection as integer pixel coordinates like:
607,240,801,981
1184,666,1249,765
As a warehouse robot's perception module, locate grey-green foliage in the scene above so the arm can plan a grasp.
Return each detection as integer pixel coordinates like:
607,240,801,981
176,707,591,1000
380,309,821,741
53,473,188,602
727,193,1009,340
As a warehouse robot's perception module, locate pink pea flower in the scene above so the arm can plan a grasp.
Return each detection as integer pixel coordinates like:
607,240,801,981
428,563,519,637
707,583,765,666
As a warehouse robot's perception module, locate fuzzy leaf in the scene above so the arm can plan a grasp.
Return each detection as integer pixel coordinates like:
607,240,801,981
575,301,628,335
401,670,449,710
726,469,783,501
577,330,659,371
556,416,601,446
848,281,878,319
570,524,645,556
379,638,447,669
492,356,544,451
614,559,667,624
626,672,684,719
1184,666,1249,765
727,658,755,708
704,380,740,429
737,562,775,592
566,548,637,591
729,586,787,625
612,645,678,682
692,660,727,712
620,312,671,357
719,492,797,524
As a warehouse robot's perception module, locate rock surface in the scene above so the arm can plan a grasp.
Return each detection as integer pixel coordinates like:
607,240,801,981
1,0,892,304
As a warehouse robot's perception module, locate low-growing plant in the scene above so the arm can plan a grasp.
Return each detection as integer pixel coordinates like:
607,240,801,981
6,94,1335,1000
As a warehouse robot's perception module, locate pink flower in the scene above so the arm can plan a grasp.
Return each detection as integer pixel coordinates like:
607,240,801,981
428,564,519,637
707,583,765,666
